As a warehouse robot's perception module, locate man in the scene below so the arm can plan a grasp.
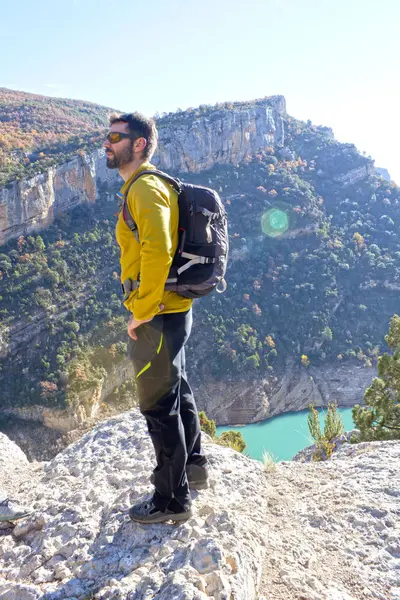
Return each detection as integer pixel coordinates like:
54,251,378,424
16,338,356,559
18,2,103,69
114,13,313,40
104,113,208,524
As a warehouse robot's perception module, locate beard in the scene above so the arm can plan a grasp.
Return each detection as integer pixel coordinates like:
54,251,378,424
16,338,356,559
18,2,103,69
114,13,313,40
106,144,134,169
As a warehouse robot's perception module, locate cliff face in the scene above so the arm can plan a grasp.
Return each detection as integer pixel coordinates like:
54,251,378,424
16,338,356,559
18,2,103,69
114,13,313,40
0,356,374,433
1,358,135,432
155,96,286,172
193,360,375,426
0,150,118,245
0,97,286,245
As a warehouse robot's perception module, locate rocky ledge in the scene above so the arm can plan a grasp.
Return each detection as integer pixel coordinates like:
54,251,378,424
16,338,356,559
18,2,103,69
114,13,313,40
0,412,399,600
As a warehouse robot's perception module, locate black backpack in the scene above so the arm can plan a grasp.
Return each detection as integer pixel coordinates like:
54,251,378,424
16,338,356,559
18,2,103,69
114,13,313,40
121,169,228,299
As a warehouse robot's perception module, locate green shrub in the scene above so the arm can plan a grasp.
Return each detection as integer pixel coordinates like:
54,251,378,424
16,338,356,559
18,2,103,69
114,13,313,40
217,430,246,453
199,410,246,453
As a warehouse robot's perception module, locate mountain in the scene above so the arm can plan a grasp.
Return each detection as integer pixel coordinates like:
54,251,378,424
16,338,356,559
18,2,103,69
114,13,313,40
0,87,114,186
1,89,399,439
0,94,284,246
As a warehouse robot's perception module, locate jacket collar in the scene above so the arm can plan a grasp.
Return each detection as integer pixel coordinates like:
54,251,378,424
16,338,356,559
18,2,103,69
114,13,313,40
120,162,155,195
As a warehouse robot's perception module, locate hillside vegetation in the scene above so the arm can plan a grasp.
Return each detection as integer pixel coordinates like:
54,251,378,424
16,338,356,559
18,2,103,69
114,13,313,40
0,88,114,185
1,97,399,412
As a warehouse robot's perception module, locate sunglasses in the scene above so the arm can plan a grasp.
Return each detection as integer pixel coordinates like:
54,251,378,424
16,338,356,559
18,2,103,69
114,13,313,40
106,132,136,144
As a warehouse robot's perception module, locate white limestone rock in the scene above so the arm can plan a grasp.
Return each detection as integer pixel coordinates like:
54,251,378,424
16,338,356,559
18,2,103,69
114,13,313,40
0,411,267,599
0,411,399,600
0,433,29,481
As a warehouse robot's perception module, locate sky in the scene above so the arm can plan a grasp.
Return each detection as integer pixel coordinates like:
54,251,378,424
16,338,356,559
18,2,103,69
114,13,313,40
2,0,400,181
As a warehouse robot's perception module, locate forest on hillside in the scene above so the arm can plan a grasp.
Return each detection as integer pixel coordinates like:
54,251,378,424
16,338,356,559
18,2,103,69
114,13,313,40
0,112,399,410
0,88,114,185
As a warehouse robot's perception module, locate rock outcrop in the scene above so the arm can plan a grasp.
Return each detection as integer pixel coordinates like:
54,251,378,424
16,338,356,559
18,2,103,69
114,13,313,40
0,432,34,498
258,439,400,600
0,412,268,599
0,150,118,245
154,96,286,173
194,361,375,426
0,412,399,600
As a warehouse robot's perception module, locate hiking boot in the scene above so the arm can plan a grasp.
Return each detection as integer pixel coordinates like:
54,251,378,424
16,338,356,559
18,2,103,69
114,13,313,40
0,498,32,522
150,463,209,490
129,500,192,524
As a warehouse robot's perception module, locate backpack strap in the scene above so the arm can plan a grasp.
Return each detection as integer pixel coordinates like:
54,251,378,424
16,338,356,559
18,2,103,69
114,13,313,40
177,252,216,275
136,169,182,194
122,169,182,241
120,169,183,300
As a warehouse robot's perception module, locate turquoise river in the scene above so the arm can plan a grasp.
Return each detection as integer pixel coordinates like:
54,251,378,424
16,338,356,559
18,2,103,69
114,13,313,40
216,407,354,462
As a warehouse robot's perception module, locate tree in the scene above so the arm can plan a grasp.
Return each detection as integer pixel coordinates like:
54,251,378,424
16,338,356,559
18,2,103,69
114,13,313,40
17,235,25,253
307,403,344,460
0,254,12,274
34,235,45,252
324,404,344,440
35,287,53,309
246,353,260,369
322,327,333,342
301,354,310,367
40,380,58,398
353,232,365,252
199,411,216,437
43,268,60,287
353,314,400,441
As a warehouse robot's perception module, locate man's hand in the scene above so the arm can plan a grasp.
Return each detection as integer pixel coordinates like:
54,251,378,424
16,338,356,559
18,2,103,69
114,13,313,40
127,315,151,341
128,305,164,340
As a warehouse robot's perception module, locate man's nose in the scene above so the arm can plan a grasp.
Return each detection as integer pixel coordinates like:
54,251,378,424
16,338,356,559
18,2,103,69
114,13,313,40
103,139,111,149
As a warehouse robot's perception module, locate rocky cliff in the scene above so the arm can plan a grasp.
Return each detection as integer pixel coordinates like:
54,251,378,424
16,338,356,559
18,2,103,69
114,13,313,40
0,413,399,600
154,96,286,172
0,97,286,246
0,150,118,245
195,361,375,426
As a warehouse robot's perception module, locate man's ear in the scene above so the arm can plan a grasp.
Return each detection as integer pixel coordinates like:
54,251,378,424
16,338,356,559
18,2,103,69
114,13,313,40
134,137,147,156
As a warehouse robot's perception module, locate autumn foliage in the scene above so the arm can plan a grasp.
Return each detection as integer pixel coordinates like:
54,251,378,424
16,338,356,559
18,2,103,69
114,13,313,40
0,88,113,185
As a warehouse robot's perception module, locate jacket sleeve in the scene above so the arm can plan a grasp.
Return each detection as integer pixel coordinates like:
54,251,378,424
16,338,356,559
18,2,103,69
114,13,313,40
125,177,173,321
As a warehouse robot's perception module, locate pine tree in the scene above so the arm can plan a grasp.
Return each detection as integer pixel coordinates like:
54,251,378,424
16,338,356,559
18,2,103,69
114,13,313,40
353,314,400,441
324,403,344,440
307,405,322,442
307,403,344,460
199,411,216,438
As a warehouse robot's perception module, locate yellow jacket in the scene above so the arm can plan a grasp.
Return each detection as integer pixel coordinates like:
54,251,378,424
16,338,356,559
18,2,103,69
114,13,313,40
115,162,192,321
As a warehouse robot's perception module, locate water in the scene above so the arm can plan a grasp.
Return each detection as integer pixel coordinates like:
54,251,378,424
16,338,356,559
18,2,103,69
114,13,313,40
216,407,354,462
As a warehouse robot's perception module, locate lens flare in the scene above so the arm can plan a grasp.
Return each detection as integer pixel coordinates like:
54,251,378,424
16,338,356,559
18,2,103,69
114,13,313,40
261,207,290,237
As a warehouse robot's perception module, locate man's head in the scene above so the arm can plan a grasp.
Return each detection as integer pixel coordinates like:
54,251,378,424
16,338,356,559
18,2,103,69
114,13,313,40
103,112,158,171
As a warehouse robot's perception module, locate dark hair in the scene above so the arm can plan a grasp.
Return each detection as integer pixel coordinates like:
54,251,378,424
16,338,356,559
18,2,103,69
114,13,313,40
109,112,158,159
